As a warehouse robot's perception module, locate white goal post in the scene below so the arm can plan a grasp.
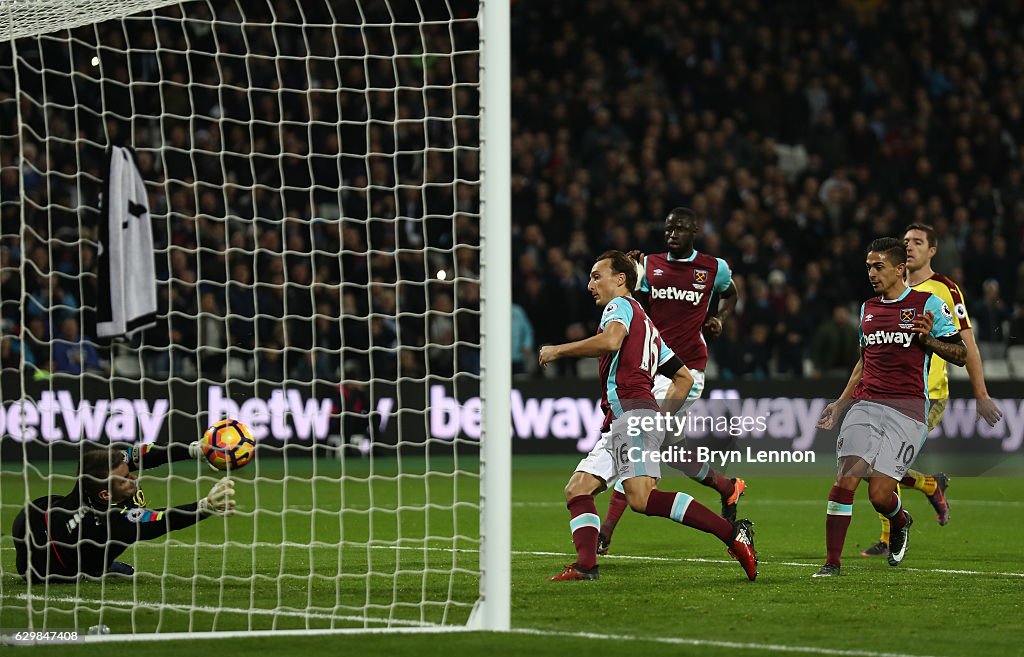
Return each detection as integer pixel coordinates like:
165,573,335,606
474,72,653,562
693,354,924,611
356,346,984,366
0,0,509,639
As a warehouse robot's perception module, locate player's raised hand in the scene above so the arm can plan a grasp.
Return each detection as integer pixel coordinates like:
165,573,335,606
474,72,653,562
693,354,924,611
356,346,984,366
911,310,935,335
538,345,560,368
817,400,850,430
703,316,723,338
976,396,1003,426
625,249,645,263
198,478,236,517
189,440,227,472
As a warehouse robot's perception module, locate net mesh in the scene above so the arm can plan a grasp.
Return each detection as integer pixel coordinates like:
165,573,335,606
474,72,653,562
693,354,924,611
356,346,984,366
0,0,484,633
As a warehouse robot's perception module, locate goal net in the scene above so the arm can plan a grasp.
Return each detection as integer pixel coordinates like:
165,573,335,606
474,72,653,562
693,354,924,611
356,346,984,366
0,0,509,638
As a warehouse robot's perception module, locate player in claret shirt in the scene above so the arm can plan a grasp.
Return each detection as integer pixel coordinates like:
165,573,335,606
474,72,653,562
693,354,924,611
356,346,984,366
814,238,966,577
598,208,747,556
859,223,1003,557
539,250,757,582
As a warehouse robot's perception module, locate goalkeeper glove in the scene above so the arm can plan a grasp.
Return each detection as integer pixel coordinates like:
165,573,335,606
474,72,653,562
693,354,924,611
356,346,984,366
198,478,236,517
189,440,227,472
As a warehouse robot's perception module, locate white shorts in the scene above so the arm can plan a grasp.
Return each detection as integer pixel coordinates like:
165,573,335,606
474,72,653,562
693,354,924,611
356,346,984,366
837,400,928,480
575,408,665,487
652,369,705,415
652,369,704,445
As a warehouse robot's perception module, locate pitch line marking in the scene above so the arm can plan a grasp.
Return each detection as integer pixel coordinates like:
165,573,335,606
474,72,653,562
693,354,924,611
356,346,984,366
511,627,952,657
513,499,1024,508
1,543,1020,578
8,593,440,628
4,595,954,655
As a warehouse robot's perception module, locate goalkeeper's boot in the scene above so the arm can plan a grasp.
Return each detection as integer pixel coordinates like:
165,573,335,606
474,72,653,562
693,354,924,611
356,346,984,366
887,512,913,567
107,562,135,577
548,563,599,581
727,519,758,581
860,541,889,557
721,478,746,523
928,472,950,526
812,563,841,578
597,533,611,556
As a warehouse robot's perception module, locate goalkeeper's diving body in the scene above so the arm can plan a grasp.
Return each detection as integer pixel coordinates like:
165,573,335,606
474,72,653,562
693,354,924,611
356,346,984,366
12,442,236,583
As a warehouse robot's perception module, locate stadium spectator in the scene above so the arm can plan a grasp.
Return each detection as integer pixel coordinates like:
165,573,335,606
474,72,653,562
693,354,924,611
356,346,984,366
52,316,102,376
810,306,861,379
510,303,534,376
971,280,1010,345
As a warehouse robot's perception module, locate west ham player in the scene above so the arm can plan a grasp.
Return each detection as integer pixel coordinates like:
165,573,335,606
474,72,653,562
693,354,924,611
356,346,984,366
814,238,966,577
862,223,1003,556
598,208,746,556
539,250,757,582
12,442,236,582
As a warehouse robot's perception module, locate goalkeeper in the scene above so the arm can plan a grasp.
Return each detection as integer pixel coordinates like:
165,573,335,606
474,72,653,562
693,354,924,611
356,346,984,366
12,442,236,583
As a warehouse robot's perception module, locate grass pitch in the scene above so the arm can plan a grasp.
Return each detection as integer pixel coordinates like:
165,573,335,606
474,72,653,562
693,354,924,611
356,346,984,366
1,453,1022,657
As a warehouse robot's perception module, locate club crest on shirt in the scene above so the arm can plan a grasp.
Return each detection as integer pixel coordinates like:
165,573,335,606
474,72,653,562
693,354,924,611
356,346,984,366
694,269,708,284
899,308,916,327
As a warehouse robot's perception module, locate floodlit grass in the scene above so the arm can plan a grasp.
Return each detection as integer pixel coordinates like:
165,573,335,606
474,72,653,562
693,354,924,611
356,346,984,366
2,454,1022,657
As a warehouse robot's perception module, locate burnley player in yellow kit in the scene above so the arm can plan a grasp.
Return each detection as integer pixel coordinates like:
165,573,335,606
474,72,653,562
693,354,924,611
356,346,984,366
861,223,1004,557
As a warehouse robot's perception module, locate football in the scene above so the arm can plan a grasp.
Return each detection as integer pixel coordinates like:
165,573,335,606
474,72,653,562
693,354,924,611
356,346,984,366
200,419,256,471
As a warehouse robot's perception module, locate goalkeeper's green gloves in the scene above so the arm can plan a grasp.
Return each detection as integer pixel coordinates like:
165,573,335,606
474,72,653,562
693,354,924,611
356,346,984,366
198,478,236,517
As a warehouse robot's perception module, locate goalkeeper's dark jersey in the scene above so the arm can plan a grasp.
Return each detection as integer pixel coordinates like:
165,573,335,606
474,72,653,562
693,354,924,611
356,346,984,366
12,443,203,583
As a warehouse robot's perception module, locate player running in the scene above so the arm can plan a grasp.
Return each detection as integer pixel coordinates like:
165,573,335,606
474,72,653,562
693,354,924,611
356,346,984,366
860,223,1004,556
598,208,746,556
814,237,966,577
539,250,757,582
12,442,236,583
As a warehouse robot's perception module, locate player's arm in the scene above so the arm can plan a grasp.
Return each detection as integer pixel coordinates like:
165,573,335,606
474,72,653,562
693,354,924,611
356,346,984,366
658,358,694,417
916,328,966,366
817,350,863,430
959,327,1002,425
539,321,625,366
705,259,736,338
706,281,738,337
912,301,967,367
123,442,209,473
110,479,236,543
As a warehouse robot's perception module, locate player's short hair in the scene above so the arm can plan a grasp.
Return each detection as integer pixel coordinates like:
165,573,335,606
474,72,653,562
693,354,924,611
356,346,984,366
867,237,907,267
595,250,638,291
667,207,698,225
78,447,124,501
904,222,937,248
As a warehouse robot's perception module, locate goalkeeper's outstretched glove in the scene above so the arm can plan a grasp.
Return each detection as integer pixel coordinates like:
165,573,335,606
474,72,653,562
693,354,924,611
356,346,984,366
198,478,236,517
189,440,226,472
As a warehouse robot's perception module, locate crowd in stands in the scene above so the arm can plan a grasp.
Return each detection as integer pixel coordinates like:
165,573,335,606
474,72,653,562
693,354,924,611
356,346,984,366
510,0,1023,379
1,0,1022,383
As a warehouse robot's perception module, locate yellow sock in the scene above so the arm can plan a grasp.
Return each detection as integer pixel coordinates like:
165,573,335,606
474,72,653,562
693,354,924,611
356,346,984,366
906,469,937,495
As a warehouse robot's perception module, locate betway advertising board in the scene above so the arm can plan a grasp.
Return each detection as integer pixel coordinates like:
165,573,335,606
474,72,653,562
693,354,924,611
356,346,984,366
0,375,1021,457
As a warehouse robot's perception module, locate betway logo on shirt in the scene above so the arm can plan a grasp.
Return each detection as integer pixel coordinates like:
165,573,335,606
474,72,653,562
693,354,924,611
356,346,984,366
650,287,703,304
862,330,916,348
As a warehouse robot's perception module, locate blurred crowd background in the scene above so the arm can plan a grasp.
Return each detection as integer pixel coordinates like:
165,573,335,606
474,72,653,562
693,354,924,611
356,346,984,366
1,0,1022,384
